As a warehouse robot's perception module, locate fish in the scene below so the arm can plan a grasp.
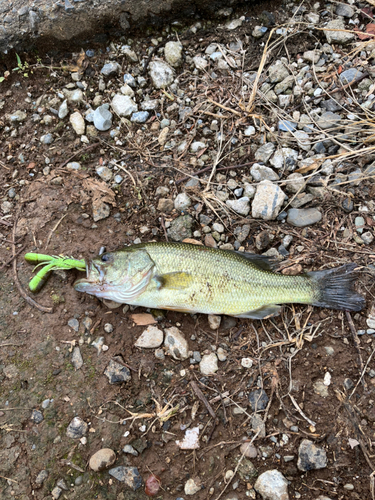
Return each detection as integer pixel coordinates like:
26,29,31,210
73,242,365,319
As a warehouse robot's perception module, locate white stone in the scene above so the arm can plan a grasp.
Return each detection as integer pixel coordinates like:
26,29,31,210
226,197,250,216
285,173,305,193
164,41,183,67
174,192,191,211
135,326,164,348
58,99,69,119
226,18,243,30
199,353,219,375
241,358,253,368
164,327,189,360
270,148,298,170
69,111,85,135
252,180,286,221
120,84,135,97
193,56,208,70
208,314,221,330
324,19,355,45
217,347,227,361
184,478,201,495
251,164,279,182
149,60,175,88
244,125,256,136
111,94,138,117
255,469,289,500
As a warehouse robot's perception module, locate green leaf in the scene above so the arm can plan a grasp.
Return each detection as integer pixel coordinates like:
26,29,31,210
16,53,22,66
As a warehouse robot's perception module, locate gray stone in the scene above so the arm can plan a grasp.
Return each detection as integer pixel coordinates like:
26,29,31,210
165,41,183,67
297,439,327,471
174,192,191,211
104,359,131,384
240,442,258,458
233,224,250,243
278,120,297,132
51,487,62,500
109,466,142,490
255,142,276,163
123,73,136,87
131,111,149,123
68,318,79,331
255,470,289,500
268,62,289,83
135,326,164,348
294,131,311,151
317,111,341,130
92,200,111,221
111,94,138,117
167,215,193,241
362,231,374,245
164,326,189,360
339,68,364,85
199,353,219,375
252,181,285,220
285,173,305,193
335,3,354,17
355,216,365,233
250,164,279,182
287,208,322,227
30,409,44,424
89,448,116,471
251,414,266,438
226,197,250,216
101,62,121,76
123,444,139,456
149,60,175,88
72,347,83,370
66,417,88,439
35,470,49,485
324,19,355,44
93,105,112,131
249,389,269,411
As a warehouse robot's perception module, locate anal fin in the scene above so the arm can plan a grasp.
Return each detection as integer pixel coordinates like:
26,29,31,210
154,271,193,290
235,304,282,319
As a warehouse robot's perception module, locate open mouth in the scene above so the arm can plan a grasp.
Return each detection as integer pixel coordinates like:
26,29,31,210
73,260,102,291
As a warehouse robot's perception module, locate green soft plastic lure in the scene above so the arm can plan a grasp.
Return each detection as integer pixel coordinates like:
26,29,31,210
25,253,86,292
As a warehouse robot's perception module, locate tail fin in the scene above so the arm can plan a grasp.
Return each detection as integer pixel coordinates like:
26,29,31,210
308,263,365,312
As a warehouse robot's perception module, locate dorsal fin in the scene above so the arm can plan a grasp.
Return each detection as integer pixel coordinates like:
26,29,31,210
234,251,278,271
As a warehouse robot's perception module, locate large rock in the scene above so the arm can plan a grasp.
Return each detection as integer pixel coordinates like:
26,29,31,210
0,0,246,53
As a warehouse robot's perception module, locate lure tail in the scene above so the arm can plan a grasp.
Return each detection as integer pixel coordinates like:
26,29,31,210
308,263,365,312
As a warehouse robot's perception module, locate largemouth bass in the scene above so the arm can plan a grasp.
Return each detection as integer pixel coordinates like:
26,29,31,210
74,242,365,319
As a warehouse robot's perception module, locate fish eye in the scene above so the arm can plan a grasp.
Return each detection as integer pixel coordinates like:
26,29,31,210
101,254,111,262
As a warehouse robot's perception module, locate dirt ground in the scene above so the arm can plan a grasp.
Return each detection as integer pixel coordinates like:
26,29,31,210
1,1,375,499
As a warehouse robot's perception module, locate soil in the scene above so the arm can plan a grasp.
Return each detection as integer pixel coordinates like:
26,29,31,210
1,1,375,499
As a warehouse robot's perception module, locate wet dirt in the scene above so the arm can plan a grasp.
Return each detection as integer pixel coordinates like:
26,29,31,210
1,1,375,499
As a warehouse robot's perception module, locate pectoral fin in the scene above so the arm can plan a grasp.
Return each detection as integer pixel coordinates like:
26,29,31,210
235,304,282,319
154,272,193,290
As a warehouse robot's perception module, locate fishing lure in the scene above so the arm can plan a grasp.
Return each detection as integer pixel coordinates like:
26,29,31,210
25,253,85,292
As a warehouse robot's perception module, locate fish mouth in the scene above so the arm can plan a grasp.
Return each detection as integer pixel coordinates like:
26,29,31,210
74,260,103,293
